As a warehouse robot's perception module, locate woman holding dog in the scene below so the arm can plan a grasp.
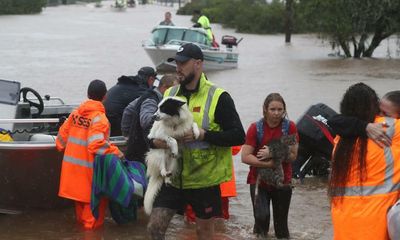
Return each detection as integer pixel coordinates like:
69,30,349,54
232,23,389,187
329,83,400,240
241,93,299,238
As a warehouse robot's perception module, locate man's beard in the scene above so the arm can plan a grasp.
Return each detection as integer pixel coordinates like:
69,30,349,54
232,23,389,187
180,72,195,86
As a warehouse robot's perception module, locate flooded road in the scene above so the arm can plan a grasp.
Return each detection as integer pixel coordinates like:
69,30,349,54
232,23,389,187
1,1,400,239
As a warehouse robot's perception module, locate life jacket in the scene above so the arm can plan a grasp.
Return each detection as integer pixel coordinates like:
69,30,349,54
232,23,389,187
165,73,232,189
331,116,400,240
56,100,121,203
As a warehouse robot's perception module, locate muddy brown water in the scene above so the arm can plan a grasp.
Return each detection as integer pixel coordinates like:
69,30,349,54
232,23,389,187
0,1,399,239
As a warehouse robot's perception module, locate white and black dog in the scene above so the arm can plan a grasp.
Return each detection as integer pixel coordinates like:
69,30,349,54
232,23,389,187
144,96,200,215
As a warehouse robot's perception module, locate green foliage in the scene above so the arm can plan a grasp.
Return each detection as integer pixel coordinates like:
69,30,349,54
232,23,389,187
0,0,47,14
178,0,287,34
300,0,400,57
235,0,285,33
176,0,204,15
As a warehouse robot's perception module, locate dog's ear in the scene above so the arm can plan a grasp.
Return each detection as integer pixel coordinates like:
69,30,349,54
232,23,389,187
176,100,186,107
167,97,186,108
159,97,186,117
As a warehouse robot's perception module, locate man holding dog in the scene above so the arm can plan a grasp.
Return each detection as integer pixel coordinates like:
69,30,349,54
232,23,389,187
147,43,245,240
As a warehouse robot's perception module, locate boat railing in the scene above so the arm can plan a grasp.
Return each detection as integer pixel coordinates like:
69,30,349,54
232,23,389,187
25,96,66,105
142,39,155,47
0,136,127,149
166,39,218,51
142,37,218,51
146,38,237,54
0,118,60,124
0,117,127,149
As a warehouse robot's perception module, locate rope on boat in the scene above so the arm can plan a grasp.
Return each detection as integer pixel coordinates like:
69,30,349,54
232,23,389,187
0,117,65,136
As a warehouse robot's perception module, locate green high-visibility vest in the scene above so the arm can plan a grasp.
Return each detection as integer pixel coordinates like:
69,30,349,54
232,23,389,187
164,73,232,189
197,15,213,42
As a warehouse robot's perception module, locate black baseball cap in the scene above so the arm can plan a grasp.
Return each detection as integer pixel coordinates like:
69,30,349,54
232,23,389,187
167,43,204,63
138,66,157,78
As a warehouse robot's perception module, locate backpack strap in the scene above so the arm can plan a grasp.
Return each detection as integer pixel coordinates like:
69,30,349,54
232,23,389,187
256,118,290,146
282,118,290,136
255,118,264,147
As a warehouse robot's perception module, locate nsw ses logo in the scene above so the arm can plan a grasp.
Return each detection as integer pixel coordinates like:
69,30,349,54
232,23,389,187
71,114,91,128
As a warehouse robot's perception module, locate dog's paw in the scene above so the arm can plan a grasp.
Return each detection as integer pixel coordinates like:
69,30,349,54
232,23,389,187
192,123,200,140
170,152,178,159
165,177,172,185
166,137,179,156
160,169,168,177
170,145,179,157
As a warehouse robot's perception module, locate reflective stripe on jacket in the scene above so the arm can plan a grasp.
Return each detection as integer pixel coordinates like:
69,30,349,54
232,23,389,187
165,73,232,189
56,100,120,202
331,116,400,240
220,146,241,197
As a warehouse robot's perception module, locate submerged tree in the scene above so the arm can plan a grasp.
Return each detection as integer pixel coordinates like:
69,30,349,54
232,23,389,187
301,0,400,58
284,0,294,43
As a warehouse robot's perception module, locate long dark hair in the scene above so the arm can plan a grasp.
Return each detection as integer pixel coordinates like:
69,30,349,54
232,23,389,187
328,83,380,198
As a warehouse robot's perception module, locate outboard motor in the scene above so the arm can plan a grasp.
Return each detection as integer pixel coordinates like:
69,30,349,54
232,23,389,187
221,35,240,51
293,103,337,180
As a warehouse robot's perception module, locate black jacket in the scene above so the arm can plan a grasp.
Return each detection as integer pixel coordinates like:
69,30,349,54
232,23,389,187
103,75,149,136
327,114,368,138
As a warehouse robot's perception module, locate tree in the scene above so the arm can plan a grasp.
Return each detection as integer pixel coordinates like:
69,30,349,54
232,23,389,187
0,0,47,14
300,0,400,58
284,0,294,43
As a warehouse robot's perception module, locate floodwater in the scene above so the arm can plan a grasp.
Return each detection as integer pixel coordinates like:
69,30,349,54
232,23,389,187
0,1,399,239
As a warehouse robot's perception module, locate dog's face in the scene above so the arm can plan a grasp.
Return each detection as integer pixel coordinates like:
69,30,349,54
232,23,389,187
154,97,188,124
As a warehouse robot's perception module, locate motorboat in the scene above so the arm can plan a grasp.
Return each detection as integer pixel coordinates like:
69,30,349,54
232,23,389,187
111,0,127,11
142,26,241,72
0,79,127,213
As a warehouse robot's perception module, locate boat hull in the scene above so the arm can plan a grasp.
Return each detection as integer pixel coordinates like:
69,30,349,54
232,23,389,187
0,138,127,212
144,45,239,72
0,144,69,211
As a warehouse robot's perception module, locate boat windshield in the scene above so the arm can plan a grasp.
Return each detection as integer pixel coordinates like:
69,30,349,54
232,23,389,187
151,27,210,46
0,79,20,105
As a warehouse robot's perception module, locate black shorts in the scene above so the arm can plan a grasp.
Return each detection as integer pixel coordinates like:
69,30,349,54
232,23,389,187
153,184,222,219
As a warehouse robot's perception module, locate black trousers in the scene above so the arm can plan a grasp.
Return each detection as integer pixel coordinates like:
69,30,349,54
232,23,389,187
250,184,292,239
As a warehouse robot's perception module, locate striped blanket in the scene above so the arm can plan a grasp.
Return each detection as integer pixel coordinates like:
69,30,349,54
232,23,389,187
91,154,147,220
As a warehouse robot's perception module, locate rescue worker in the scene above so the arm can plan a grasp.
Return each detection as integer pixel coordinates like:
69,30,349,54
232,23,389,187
193,10,218,48
329,83,400,239
185,146,241,222
103,67,157,136
56,79,123,230
328,90,400,147
146,43,245,240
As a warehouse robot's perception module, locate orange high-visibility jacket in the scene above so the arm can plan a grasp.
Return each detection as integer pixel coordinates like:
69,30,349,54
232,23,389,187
220,145,241,198
331,116,400,240
56,100,121,203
